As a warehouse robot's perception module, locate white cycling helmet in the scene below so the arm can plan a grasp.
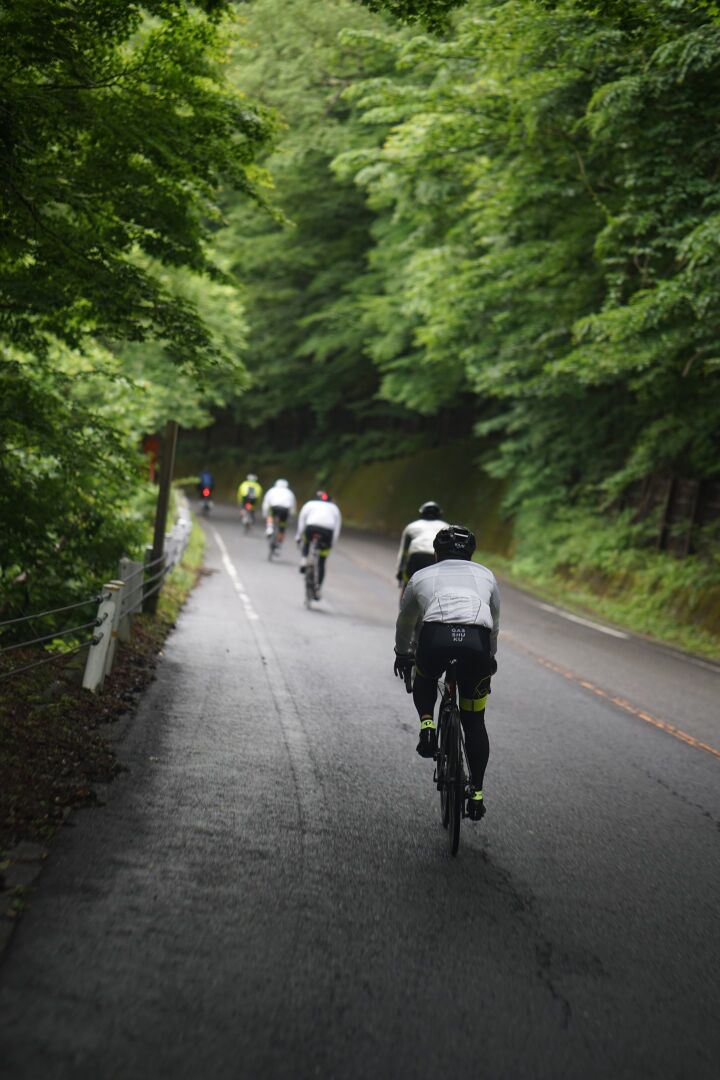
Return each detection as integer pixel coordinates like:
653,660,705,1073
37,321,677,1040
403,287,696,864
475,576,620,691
275,478,289,488
246,472,258,482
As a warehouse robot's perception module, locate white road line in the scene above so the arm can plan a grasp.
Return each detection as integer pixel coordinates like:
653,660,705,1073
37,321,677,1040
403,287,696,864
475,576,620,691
530,598,720,672
535,601,629,639
668,653,720,675
211,527,259,622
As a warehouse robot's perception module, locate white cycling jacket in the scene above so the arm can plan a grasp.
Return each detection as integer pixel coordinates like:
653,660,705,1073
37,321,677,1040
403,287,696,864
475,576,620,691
296,500,342,542
262,485,296,516
395,558,500,657
396,517,451,573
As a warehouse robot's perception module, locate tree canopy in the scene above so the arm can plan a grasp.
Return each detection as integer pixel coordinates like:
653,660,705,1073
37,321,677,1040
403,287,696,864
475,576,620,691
0,0,270,364
221,0,720,531
2,0,719,622
0,0,271,616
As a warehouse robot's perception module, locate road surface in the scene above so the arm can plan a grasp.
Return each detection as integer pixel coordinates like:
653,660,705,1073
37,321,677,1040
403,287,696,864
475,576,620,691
1,506,719,1079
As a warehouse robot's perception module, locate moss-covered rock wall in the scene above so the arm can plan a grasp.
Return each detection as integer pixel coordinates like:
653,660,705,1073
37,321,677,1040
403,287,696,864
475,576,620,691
176,441,513,556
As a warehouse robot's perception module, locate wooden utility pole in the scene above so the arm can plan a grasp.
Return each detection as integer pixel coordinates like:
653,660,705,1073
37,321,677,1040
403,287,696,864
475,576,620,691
145,419,179,614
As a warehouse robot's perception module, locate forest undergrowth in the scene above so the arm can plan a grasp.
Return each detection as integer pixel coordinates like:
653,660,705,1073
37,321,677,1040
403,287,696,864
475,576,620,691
0,523,205,883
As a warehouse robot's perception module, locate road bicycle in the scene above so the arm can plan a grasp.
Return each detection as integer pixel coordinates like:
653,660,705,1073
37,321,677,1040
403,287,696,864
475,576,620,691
267,519,280,560
400,660,467,855
240,501,256,534
433,661,469,855
199,487,213,517
304,531,322,607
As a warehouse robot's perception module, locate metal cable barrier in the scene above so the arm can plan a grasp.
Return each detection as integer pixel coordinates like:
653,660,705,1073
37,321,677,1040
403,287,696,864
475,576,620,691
0,637,97,683
0,497,192,692
0,596,104,630
141,562,174,604
0,619,100,653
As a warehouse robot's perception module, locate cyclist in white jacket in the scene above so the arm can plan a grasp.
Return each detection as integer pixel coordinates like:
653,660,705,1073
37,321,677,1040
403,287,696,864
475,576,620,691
396,500,450,595
262,479,296,547
394,525,500,822
295,491,342,595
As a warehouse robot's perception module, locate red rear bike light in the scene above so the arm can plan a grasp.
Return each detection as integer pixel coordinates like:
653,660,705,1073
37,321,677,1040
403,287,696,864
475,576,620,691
202,487,210,497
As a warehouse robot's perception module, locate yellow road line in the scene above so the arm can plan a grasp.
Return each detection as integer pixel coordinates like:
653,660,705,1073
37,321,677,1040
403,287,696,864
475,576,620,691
504,633,720,761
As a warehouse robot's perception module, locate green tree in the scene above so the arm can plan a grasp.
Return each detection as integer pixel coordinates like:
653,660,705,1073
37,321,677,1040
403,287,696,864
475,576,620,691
0,1,269,618
0,0,270,364
221,0,426,463
336,0,720,516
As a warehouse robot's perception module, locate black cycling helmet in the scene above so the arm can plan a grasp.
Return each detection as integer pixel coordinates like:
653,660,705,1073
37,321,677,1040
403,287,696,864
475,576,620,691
433,525,476,560
419,500,443,520
315,490,330,502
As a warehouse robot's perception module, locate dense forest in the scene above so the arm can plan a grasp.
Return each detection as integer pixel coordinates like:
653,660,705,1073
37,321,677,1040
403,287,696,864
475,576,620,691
1,0,719,647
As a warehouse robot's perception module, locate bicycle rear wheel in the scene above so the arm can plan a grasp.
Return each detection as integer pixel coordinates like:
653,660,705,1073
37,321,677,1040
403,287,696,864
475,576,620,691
267,527,277,560
447,708,463,855
304,543,317,607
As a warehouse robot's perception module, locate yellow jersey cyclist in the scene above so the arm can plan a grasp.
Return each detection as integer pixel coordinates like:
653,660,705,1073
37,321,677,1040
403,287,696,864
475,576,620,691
393,526,500,821
237,473,264,523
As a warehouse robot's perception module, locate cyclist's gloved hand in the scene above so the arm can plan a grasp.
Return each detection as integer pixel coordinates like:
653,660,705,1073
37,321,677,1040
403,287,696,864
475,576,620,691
393,652,414,680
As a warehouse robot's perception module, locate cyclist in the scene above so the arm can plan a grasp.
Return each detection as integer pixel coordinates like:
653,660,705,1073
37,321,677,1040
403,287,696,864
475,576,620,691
262,479,296,547
296,491,342,598
237,473,264,525
396,500,450,594
197,467,215,498
393,526,500,821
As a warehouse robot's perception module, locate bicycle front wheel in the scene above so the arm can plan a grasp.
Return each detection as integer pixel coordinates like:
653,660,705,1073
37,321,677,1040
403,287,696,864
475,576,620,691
438,708,451,829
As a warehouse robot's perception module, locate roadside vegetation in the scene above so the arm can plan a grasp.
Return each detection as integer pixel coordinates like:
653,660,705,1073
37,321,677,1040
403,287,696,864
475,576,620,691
0,521,204,865
0,1,269,624
1,1,719,653
203,0,720,653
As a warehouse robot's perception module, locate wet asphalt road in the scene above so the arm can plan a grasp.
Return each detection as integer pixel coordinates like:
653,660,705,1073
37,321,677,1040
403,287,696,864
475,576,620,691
1,504,719,1079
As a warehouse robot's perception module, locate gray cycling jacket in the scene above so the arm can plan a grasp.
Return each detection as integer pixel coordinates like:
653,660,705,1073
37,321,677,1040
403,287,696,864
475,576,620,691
395,559,500,657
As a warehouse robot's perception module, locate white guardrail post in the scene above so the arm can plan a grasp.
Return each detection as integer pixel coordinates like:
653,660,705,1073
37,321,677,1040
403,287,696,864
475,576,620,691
82,584,120,693
118,556,143,642
142,546,165,613
82,496,192,691
104,579,125,676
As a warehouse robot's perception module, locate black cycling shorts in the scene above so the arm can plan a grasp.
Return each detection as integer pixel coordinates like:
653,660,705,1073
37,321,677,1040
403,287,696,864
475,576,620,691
405,551,435,580
415,623,493,705
303,525,333,554
271,506,289,524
